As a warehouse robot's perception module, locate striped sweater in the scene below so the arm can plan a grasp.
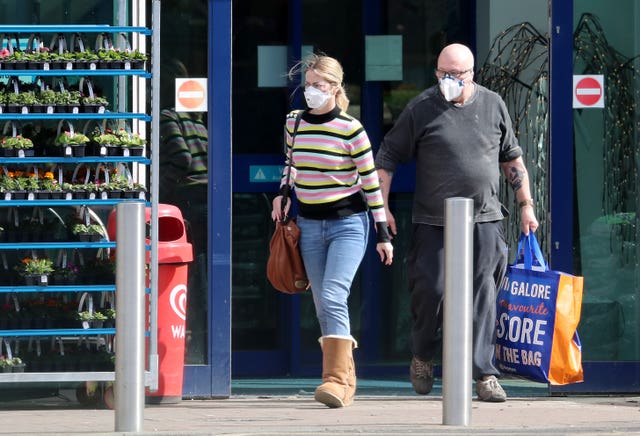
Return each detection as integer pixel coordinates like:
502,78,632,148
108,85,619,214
281,107,387,223
159,109,208,187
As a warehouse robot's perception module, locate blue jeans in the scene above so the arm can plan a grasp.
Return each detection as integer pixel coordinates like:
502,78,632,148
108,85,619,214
297,212,369,337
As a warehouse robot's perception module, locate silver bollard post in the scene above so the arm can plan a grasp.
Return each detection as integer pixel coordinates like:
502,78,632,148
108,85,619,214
442,197,473,426
114,201,146,432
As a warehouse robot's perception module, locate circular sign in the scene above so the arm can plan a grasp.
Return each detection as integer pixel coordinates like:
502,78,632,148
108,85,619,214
575,77,602,106
177,79,206,110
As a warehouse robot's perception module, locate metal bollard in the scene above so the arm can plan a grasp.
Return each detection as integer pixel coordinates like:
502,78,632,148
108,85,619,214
442,197,473,426
114,201,146,432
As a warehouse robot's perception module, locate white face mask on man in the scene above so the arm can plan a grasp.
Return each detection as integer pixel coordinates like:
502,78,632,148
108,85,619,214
438,76,464,101
304,86,331,109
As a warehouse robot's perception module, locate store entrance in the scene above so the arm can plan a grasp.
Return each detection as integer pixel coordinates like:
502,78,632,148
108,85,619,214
230,0,475,378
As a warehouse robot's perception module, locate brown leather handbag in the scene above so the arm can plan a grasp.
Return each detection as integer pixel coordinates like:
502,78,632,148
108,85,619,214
266,111,309,294
267,217,309,294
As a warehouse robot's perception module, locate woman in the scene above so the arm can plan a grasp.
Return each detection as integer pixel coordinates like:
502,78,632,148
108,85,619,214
271,54,393,408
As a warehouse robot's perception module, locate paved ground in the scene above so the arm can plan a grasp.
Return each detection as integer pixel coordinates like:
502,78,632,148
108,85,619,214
1,387,639,435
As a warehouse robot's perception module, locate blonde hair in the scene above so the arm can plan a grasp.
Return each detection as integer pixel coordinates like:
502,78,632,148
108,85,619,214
289,53,350,112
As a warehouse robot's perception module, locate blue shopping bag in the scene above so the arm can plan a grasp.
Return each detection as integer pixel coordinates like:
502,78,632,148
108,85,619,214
495,233,584,385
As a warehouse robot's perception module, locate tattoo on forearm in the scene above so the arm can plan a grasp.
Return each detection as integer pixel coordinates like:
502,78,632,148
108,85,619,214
509,166,524,192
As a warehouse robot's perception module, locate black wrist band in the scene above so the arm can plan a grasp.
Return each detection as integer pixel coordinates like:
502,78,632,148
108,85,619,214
376,222,391,243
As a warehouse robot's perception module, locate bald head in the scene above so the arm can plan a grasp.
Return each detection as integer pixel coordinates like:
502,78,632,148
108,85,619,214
438,44,474,72
436,43,476,104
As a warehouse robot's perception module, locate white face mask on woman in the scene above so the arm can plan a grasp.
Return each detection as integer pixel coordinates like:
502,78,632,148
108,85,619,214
304,86,331,109
438,76,464,101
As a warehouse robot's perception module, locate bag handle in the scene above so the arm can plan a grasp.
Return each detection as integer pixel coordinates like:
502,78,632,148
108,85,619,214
516,232,547,271
280,110,304,221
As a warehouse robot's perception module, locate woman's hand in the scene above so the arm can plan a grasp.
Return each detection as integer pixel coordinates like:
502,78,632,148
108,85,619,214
376,242,393,265
271,195,291,221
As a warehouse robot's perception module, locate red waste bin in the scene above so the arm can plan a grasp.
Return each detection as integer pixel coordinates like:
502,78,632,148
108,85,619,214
108,204,193,404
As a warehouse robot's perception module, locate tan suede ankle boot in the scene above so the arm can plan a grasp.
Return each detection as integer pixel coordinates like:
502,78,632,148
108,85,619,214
314,336,356,408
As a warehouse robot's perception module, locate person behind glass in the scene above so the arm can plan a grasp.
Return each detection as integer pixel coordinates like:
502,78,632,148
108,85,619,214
271,54,394,408
374,43,539,403
158,59,208,360
158,60,208,253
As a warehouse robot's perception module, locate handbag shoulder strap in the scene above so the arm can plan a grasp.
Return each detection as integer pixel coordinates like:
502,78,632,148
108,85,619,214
281,110,304,213
284,110,304,181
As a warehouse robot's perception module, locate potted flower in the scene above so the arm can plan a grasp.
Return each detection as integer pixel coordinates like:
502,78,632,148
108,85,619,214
54,130,89,145
121,49,147,69
5,91,37,113
0,171,29,200
53,131,89,157
11,357,26,372
54,90,81,113
115,128,146,156
15,256,55,285
97,48,124,69
0,356,13,373
75,49,100,69
101,308,116,328
76,310,107,328
39,171,64,199
36,88,57,113
81,95,109,113
53,262,80,285
71,223,105,242
1,135,34,157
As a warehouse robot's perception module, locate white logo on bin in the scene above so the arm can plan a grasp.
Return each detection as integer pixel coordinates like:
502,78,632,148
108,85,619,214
169,285,187,321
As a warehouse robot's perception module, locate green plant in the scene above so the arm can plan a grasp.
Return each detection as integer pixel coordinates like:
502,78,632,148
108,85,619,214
91,131,120,145
1,135,33,149
5,51,26,62
54,131,89,145
71,223,104,237
59,50,76,62
121,49,148,61
15,257,55,276
97,48,123,61
76,311,94,321
0,357,12,369
37,89,57,105
82,95,109,106
23,175,39,191
75,49,99,62
55,262,79,278
88,223,105,236
101,308,116,319
92,312,107,321
39,171,62,191
0,172,27,191
54,90,81,105
11,92,37,105
115,128,146,147
106,174,131,190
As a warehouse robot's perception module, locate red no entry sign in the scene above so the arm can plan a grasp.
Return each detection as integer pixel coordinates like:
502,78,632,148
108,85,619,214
175,78,207,112
573,75,604,108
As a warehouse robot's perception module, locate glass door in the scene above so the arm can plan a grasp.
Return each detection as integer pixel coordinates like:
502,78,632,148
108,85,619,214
556,0,640,393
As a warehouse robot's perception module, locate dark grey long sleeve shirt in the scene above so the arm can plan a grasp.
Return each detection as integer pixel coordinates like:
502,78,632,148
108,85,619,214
375,84,522,226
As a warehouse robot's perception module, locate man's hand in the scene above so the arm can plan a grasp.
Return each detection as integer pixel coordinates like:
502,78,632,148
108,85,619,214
520,205,538,235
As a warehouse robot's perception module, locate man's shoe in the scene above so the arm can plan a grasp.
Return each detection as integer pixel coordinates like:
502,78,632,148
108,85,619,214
476,375,507,402
410,356,434,395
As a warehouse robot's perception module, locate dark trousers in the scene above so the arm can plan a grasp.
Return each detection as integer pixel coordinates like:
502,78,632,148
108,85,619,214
408,221,508,380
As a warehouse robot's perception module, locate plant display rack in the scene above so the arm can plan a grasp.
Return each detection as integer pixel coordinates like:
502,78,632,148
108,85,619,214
0,23,157,394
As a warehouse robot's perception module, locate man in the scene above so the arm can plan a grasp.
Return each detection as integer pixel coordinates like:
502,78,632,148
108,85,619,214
375,43,538,402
